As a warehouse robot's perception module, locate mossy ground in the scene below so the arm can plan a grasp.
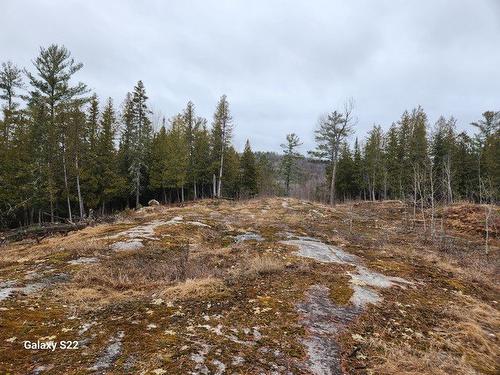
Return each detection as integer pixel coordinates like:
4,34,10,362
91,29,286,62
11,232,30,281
0,198,498,374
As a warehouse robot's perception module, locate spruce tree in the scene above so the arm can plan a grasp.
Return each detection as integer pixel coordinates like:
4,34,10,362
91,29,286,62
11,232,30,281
240,140,258,197
129,81,153,207
96,98,123,212
165,115,188,202
211,95,233,197
149,124,170,202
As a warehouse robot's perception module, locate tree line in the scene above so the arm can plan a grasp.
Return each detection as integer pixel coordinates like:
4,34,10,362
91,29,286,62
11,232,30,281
0,45,261,228
0,44,498,229
282,103,499,208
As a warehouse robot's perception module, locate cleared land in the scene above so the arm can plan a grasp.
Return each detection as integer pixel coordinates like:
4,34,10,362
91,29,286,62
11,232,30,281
0,198,498,374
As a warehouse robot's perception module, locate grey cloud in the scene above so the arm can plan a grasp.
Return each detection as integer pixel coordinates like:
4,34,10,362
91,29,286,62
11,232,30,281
1,0,499,152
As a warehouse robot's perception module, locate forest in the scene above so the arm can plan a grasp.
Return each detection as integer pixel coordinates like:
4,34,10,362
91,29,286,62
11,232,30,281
0,44,498,229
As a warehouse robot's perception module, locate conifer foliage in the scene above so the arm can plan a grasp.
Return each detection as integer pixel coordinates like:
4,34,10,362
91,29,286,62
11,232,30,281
0,45,498,228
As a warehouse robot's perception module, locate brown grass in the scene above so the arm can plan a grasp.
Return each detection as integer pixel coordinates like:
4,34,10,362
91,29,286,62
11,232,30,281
159,277,226,301
239,255,285,278
73,247,184,290
367,295,499,375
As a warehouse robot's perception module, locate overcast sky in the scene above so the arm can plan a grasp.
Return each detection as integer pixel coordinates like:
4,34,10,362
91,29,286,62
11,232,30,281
1,0,499,152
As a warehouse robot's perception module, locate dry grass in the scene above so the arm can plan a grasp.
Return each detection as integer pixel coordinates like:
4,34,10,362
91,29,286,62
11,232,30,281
239,255,285,278
159,277,225,301
73,247,183,290
368,341,480,375
367,295,499,375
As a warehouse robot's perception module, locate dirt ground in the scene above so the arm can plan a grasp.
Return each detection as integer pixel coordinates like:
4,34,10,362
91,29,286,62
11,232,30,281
0,198,498,374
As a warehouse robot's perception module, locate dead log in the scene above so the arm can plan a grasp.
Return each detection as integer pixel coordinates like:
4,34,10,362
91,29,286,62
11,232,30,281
0,222,88,244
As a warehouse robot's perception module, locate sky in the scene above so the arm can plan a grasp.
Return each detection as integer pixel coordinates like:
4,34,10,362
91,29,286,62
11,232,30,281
1,0,499,152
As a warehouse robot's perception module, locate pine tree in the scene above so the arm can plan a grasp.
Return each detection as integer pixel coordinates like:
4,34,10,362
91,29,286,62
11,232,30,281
471,111,500,201
117,93,135,206
335,142,355,200
0,61,23,142
96,98,123,212
431,116,456,203
163,115,188,202
309,100,354,205
211,95,233,197
240,140,258,197
256,153,278,196
182,101,197,198
192,119,211,198
149,124,170,202
129,81,153,207
384,124,400,199
222,146,240,198
280,133,302,196
364,125,384,201
25,45,88,222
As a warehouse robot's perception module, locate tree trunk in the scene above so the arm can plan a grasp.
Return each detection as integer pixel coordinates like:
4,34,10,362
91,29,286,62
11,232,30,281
135,168,140,207
48,164,55,223
218,150,224,198
213,174,217,198
75,155,84,218
62,149,73,223
329,160,338,206
181,185,185,202
193,180,197,200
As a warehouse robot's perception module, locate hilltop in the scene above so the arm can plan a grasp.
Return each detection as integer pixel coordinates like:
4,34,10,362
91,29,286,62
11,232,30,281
0,198,498,374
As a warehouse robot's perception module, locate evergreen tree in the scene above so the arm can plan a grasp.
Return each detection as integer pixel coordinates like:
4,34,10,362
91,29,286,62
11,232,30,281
129,80,153,207
0,61,23,142
364,125,384,201
211,95,233,197
280,133,302,196
0,61,25,225
309,102,354,205
192,119,211,198
165,115,188,201
96,98,124,212
117,93,135,206
221,146,240,198
384,124,400,199
431,116,456,203
471,111,500,201
149,124,170,202
25,44,88,221
352,137,364,199
240,140,258,197
256,153,278,196
335,142,355,200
